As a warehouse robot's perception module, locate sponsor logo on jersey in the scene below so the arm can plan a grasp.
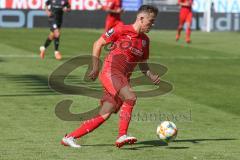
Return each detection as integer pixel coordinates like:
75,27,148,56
130,47,143,57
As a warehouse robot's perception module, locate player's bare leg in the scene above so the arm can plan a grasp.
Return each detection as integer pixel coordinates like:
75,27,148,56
176,24,183,41
115,85,137,148
53,29,62,60
61,101,115,148
185,22,191,43
40,32,54,59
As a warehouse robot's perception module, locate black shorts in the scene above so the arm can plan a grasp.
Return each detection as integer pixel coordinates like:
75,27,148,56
48,16,62,31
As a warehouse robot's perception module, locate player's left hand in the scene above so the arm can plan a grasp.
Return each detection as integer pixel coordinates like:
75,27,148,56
151,74,161,85
116,8,124,13
88,68,99,81
63,7,71,12
97,5,103,10
46,10,52,17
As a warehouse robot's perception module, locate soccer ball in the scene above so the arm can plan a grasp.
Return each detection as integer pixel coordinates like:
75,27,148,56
156,121,178,143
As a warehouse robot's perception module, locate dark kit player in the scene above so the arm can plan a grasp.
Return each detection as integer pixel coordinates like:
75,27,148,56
39,0,70,60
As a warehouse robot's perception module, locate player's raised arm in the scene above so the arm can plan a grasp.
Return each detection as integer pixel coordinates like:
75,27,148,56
139,61,161,85
178,0,192,7
89,26,120,80
45,0,52,17
105,7,123,14
63,1,71,12
101,0,123,14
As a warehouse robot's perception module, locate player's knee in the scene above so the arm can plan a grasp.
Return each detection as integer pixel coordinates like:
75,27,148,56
178,25,183,30
186,25,191,29
100,112,111,120
99,102,115,119
54,31,60,38
124,97,137,106
55,34,60,38
49,33,54,40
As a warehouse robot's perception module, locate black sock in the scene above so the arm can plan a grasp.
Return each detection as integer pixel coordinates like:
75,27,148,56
44,37,52,48
54,37,60,51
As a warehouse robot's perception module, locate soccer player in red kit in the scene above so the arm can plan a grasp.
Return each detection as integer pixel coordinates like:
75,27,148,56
176,0,193,43
61,5,160,148
99,0,124,31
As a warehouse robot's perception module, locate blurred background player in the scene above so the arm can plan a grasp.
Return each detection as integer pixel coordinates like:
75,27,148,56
98,0,124,31
176,0,193,43
61,5,160,148
39,0,70,60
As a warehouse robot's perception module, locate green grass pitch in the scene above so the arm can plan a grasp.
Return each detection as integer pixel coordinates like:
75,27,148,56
0,28,240,160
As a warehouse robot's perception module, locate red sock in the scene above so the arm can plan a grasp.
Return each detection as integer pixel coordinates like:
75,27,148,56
68,114,105,139
118,99,136,137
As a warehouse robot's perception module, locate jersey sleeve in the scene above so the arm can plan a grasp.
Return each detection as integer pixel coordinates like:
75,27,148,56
115,0,121,8
101,26,121,43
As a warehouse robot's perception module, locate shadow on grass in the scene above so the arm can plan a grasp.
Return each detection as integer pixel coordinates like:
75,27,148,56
81,140,167,148
81,140,168,150
166,147,189,149
0,58,5,62
121,138,237,150
0,74,98,97
81,138,237,150
81,144,114,147
0,74,55,97
174,138,237,144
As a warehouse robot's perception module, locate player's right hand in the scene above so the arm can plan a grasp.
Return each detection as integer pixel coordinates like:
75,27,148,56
46,11,52,17
97,5,103,10
88,68,99,81
116,8,124,13
147,71,161,85
151,74,161,85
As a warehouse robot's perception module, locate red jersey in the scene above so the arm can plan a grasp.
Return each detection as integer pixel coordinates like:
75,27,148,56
104,0,122,30
101,25,149,77
178,0,193,10
105,0,121,21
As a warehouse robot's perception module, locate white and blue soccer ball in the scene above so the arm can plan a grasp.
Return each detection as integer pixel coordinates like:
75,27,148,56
156,121,178,143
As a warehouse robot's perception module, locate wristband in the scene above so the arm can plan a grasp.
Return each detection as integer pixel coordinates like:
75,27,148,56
146,70,151,77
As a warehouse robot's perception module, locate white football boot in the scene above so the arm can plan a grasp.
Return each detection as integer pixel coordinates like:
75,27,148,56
61,136,81,148
115,135,137,148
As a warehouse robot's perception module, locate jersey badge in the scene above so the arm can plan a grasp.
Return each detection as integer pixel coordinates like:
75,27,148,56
105,28,114,37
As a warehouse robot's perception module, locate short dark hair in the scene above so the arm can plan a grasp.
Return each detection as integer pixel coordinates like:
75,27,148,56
137,5,158,16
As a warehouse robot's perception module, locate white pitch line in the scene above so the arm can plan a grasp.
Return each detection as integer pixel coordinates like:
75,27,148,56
0,54,240,60
0,54,38,58
150,56,240,60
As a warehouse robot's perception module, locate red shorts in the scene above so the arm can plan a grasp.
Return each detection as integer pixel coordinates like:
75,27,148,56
179,8,192,25
99,70,129,112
